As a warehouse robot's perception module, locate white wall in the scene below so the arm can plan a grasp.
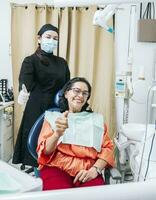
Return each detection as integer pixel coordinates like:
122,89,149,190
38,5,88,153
0,0,12,87
0,1,156,128
115,4,156,129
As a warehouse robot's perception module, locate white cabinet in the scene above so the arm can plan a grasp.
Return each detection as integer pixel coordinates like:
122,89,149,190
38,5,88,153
0,103,14,162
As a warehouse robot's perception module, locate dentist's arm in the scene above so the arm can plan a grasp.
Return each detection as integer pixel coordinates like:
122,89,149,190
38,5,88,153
19,56,36,92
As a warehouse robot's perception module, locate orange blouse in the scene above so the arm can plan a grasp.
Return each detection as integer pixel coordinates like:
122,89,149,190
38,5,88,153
37,119,115,177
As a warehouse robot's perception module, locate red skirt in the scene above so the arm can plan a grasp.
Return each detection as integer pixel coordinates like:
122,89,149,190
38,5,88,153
40,166,105,190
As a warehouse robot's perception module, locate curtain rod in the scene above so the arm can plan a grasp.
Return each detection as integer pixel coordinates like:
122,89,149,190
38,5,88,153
11,3,53,8
10,1,54,6
10,3,98,9
53,0,150,7
10,0,149,7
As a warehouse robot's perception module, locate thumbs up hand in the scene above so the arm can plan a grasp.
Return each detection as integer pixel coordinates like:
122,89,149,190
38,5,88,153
22,84,28,93
54,111,69,137
18,84,30,105
63,111,69,118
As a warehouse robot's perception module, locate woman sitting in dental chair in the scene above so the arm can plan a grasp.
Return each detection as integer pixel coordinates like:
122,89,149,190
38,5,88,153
37,77,115,190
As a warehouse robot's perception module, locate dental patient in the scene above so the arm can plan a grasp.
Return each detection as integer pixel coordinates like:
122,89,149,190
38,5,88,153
37,77,115,190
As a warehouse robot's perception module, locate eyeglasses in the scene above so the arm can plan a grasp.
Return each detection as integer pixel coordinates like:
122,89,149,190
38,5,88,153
70,87,90,98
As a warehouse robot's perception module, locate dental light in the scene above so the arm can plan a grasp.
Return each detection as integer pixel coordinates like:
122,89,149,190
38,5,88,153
93,4,118,33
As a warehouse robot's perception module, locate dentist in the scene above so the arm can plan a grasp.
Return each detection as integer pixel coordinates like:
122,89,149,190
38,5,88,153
12,24,70,171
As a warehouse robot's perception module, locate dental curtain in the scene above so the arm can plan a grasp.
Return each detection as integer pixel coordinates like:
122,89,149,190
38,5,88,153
11,4,116,141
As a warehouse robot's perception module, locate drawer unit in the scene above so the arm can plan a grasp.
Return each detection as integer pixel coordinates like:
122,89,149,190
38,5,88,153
0,104,14,162
2,136,13,162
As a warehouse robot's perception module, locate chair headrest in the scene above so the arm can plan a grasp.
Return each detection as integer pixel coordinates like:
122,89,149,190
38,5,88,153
54,90,62,107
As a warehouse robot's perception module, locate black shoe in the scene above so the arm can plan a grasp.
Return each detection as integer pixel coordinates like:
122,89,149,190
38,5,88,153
20,164,25,170
25,167,34,174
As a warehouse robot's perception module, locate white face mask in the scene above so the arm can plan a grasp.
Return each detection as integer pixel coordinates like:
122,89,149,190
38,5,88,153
40,38,58,53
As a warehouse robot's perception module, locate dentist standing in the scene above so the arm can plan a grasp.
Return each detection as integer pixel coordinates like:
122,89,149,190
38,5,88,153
12,24,70,171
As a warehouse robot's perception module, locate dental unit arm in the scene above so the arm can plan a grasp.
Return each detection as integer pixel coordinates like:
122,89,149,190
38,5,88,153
93,4,118,33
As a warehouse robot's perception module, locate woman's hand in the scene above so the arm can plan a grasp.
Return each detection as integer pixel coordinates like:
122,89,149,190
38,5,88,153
54,111,69,137
73,167,98,184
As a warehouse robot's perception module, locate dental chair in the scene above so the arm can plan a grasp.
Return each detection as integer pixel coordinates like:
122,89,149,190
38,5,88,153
27,91,121,184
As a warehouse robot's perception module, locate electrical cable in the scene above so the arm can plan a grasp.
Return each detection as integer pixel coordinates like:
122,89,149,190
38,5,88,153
137,84,156,181
144,130,156,180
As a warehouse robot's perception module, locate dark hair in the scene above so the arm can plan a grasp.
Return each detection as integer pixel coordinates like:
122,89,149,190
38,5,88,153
59,77,92,113
37,24,58,36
